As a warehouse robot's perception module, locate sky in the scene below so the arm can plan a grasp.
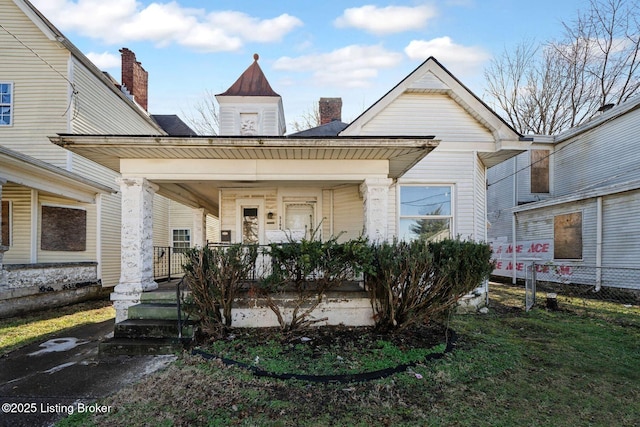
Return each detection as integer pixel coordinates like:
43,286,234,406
29,0,591,132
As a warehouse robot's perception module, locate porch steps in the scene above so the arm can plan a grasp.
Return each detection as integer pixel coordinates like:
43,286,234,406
100,286,193,357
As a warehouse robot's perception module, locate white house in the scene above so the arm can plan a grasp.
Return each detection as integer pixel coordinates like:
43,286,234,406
487,96,640,289
0,0,214,317
53,55,529,322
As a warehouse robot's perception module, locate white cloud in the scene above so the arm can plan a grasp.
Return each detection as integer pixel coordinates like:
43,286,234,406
334,5,437,35
404,37,491,76
85,51,120,69
273,45,403,88
30,0,302,52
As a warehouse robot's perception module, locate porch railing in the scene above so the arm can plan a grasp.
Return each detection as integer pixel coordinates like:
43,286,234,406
153,246,186,281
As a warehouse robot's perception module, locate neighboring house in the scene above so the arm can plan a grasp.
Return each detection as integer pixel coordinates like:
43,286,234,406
53,55,529,322
487,96,640,289
0,0,213,317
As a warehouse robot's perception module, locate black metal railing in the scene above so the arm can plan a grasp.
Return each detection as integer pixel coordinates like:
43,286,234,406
153,246,186,281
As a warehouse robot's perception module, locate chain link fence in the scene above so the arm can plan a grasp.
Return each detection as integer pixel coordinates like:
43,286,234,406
524,262,640,310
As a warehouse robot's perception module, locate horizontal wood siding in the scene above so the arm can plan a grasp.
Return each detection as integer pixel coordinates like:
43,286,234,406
206,215,220,244
487,157,515,241
1,184,32,263
474,154,487,242
153,195,170,247
169,201,195,245
554,108,640,196
602,190,640,267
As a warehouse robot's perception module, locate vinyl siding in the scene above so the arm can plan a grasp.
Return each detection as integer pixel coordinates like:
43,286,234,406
153,195,170,247
1,184,32,263
356,93,494,143
601,190,640,267
474,154,487,241
206,214,220,244
99,192,121,287
331,185,363,241
0,0,70,166
169,200,195,245
554,108,640,195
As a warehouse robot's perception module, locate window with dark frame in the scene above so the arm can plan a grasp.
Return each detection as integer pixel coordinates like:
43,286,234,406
554,212,583,260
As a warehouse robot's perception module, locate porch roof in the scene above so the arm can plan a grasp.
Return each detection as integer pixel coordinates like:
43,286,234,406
50,135,439,179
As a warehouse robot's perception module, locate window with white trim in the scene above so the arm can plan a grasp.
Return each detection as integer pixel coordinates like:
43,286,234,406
399,185,452,241
172,229,191,253
0,82,13,126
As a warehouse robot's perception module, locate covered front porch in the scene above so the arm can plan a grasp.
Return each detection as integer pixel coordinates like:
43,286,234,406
52,135,439,321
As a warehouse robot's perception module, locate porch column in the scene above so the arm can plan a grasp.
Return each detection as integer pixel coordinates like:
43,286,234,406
0,178,7,287
112,177,158,322
360,178,393,242
192,208,207,248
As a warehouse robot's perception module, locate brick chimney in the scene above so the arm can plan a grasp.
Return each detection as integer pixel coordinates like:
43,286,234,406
120,48,148,111
319,97,342,125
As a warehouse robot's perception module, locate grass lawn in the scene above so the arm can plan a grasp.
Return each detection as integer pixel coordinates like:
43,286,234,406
57,284,639,426
0,299,114,356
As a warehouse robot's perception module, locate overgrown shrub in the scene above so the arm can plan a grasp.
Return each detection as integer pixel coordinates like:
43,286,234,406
257,236,372,331
182,245,257,336
367,239,493,331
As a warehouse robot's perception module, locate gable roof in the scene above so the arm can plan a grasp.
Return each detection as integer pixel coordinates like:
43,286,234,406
151,115,198,136
289,120,349,137
216,54,280,97
12,0,165,134
340,56,521,142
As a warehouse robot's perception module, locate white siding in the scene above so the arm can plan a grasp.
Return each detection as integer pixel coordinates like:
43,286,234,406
554,108,640,196
1,184,32,263
206,214,220,244
331,185,363,241
602,190,640,267
356,93,494,143
153,195,170,247
99,192,121,287
474,154,487,241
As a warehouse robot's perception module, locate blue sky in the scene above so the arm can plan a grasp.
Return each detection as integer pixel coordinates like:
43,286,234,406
30,0,589,131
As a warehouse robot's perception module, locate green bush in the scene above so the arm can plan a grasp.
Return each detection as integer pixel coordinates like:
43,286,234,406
182,245,257,336
367,239,493,331
257,236,371,331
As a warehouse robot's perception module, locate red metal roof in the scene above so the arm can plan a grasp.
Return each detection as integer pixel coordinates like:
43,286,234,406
217,54,280,97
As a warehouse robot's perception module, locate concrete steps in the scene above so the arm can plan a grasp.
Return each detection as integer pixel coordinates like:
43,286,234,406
100,284,194,357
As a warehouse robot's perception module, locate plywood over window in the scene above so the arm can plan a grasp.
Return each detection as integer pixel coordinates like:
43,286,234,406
41,206,86,251
1,201,9,246
531,150,550,193
554,212,582,259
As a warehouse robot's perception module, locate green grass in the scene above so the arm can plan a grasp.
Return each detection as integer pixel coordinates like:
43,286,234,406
0,299,114,356
57,284,640,426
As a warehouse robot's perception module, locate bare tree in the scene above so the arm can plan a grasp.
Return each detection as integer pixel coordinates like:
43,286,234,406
484,0,640,135
288,103,321,133
181,89,219,135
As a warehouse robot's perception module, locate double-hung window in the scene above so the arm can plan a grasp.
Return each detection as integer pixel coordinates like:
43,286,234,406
172,229,191,253
0,82,13,126
399,185,452,241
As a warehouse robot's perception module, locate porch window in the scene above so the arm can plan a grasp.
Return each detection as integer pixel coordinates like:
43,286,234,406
172,229,191,253
0,82,12,126
399,185,452,241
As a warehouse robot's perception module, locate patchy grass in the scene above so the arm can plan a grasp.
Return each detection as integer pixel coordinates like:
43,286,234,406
58,284,640,427
0,299,114,356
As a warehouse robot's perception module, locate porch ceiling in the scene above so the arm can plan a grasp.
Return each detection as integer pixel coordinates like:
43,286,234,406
50,135,439,179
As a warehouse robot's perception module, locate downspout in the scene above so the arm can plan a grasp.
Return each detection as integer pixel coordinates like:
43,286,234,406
596,196,603,291
512,159,518,284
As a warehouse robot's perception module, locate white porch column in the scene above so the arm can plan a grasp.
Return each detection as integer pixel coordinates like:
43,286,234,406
192,207,207,248
0,178,8,287
112,177,158,322
360,178,393,242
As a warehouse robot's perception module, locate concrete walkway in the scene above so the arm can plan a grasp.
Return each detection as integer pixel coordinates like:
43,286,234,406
0,318,176,427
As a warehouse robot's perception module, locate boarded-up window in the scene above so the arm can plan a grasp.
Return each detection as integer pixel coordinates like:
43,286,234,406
41,206,86,251
1,200,9,246
554,212,582,259
531,150,550,193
